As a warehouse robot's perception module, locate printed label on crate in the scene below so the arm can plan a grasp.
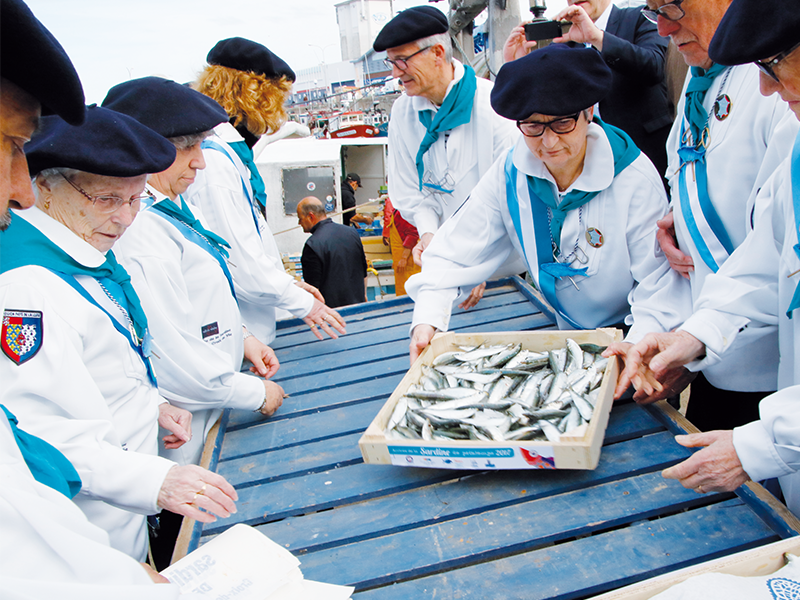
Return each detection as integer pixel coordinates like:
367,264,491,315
387,445,556,470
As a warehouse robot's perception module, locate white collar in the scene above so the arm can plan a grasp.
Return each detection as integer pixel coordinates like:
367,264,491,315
594,3,613,32
513,122,615,194
12,206,107,268
213,122,244,144
410,59,466,113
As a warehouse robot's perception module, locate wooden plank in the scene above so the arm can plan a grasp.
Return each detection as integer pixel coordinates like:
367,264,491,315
234,430,693,553
351,499,779,599
296,471,733,590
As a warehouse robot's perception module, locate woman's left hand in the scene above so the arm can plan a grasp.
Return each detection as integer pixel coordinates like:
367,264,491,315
244,335,280,379
303,299,346,340
158,403,192,450
157,464,238,523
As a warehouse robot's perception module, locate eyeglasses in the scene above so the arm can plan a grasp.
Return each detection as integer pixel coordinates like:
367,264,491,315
517,113,582,137
755,40,800,83
384,46,432,71
60,173,153,214
641,0,685,24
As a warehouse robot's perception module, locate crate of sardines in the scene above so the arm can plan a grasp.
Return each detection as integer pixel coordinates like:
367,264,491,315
358,328,622,470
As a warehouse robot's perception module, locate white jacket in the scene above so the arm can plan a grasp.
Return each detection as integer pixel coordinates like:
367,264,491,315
407,124,692,340
114,190,266,466
667,63,799,391
0,207,176,561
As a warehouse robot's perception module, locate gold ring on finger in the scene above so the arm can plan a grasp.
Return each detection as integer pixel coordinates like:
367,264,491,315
697,485,704,494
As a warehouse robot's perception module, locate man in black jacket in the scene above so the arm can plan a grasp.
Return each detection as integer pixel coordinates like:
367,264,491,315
556,0,673,179
340,172,360,227
298,196,367,308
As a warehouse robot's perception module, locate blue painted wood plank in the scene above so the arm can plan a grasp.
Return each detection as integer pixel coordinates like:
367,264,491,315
297,471,732,590
351,499,779,599
226,374,405,430
272,301,546,367
207,430,691,544
219,393,661,466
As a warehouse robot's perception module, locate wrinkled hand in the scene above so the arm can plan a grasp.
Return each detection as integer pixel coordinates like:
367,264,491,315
410,324,436,365
158,403,192,450
295,280,325,304
503,23,537,63
662,431,750,493
412,232,435,267
257,380,286,417
140,563,169,584
604,342,697,402
244,335,280,379
619,331,706,400
303,299,346,340
157,464,238,523
459,282,486,310
657,211,694,279
553,5,604,49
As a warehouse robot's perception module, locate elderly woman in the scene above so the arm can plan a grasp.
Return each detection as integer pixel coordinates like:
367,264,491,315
102,76,286,469
408,44,692,361
0,105,238,561
186,37,346,345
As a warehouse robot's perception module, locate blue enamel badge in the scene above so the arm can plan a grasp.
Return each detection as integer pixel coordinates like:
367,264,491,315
2,309,43,365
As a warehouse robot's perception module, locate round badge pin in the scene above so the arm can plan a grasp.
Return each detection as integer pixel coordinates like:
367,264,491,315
586,227,604,248
713,94,732,121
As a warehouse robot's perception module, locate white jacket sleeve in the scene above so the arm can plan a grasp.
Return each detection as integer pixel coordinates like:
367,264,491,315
186,149,314,317
118,237,265,413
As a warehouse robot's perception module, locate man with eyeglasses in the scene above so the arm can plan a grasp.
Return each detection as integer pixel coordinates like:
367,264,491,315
406,44,691,363
374,6,518,309
620,0,799,433
613,0,800,518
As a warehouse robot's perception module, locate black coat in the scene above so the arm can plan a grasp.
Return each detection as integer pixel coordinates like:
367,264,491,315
340,181,356,227
301,219,367,308
598,5,673,179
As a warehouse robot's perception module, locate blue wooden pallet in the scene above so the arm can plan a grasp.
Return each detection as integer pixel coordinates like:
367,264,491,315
184,277,798,598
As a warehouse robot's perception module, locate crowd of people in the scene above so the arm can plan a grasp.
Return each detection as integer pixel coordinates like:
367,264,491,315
3,0,800,595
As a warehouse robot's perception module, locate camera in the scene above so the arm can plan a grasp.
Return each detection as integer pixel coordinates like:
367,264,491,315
524,0,571,44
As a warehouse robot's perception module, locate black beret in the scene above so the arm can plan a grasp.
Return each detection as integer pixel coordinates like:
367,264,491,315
373,6,449,52
25,105,177,177
709,0,800,66
1,0,85,125
207,37,296,82
491,45,612,120
101,77,228,139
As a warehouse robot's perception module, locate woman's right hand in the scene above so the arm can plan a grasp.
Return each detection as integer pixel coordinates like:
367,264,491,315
257,380,286,417
157,465,238,523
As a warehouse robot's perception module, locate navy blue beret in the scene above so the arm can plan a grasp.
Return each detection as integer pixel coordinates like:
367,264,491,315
101,77,228,139
1,0,85,125
491,45,612,120
25,105,177,177
373,6,449,52
207,37,296,82
709,0,800,66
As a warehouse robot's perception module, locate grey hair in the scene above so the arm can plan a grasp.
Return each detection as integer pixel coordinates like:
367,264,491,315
298,198,326,218
417,32,453,63
169,130,213,150
32,167,80,190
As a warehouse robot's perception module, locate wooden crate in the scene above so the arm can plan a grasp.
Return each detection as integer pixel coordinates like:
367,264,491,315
358,328,622,471
588,536,800,599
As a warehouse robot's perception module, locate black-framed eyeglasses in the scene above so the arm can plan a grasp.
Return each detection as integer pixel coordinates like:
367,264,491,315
641,0,685,25
60,172,153,214
755,40,800,83
516,112,582,138
384,46,432,71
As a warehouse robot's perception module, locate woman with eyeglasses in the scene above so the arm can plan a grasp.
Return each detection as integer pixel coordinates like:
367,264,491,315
0,105,239,562
407,44,691,363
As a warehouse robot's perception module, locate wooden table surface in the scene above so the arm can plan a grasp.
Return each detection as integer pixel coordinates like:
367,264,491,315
179,277,800,599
